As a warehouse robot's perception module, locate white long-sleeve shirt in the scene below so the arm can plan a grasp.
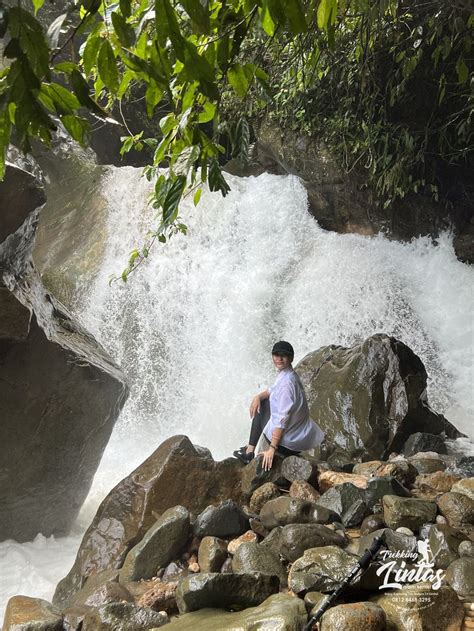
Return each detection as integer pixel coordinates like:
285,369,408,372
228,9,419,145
264,367,325,452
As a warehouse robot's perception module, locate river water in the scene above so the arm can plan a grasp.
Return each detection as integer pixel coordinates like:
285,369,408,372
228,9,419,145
1,169,473,619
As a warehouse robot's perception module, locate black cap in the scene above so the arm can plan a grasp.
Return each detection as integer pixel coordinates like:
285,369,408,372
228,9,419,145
271,341,294,358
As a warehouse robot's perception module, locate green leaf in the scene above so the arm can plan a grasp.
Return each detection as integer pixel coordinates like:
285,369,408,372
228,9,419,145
46,12,68,48
111,11,135,47
227,63,255,98
456,56,469,84
260,1,277,36
193,187,202,206
54,61,78,74
317,0,337,29
145,80,163,118
61,114,90,144
0,106,11,180
47,82,81,113
209,158,230,196
282,0,307,34
119,0,131,18
32,0,45,15
157,0,186,60
97,40,119,93
181,0,210,33
8,8,50,78
198,101,216,123
82,26,103,76
162,174,186,224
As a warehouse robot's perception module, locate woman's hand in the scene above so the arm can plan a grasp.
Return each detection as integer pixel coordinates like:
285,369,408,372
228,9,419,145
249,395,261,418
258,448,274,471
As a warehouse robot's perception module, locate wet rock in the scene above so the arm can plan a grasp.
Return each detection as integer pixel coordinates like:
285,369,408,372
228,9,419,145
197,536,228,572
320,602,387,631
81,602,168,629
248,517,268,538
161,561,188,582
318,471,368,493
358,529,417,556
409,457,446,474
281,455,315,483
451,478,474,501
365,476,410,505
279,523,347,562
304,590,325,613
2,596,62,631
227,530,258,555
0,203,128,541
260,527,283,554
249,482,280,513
119,506,190,583
289,480,320,503
163,593,307,630
240,453,287,500
373,461,418,487
382,496,436,532
0,164,46,242
288,545,359,594
353,461,384,476
402,432,448,456
456,456,474,477
175,572,279,613
459,541,474,557
360,515,386,536
295,334,463,461
437,492,474,528
445,557,474,597
54,436,244,608
260,496,338,530
413,472,461,499
62,604,90,631
72,577,133,608
194,499,249,538
372,583,464,631
136,580,178,612
316,483,369,527
428,524,469,569
232,541,287,585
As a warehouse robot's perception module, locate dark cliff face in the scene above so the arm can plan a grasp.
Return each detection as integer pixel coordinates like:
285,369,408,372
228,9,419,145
239,121,473,264
0,163,129,542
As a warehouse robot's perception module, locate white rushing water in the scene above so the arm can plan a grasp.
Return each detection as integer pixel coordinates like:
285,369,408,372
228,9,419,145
1,169,473,619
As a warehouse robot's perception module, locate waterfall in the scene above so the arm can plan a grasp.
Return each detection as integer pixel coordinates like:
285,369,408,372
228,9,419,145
1,168,473,619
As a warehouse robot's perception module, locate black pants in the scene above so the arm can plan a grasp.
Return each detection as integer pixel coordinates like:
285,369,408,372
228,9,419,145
249,398,299,457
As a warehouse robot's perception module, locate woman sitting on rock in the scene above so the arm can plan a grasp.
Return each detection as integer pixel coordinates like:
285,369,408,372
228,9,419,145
233,341,324,471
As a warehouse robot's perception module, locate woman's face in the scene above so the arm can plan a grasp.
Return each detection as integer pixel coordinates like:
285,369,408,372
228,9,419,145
272,353,292,371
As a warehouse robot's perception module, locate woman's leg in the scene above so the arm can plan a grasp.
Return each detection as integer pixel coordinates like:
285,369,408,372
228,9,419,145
246,398,270,453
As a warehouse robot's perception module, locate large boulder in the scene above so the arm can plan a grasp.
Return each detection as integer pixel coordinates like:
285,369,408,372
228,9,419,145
0,164,128,542
445,557,474,598
437,492,474,528
232,541,287,585
316,483,369,527
194,500,249,538
295,334,463,460
279,523,347,562
260,497,338,530
163,593,307,630
175,572,279,613
382,496,437,533
119,506,190,583
320,602,387,631
53,435,244,608
2,596,62,631
81,602,168,630
288,546,359,594
372,583,464,631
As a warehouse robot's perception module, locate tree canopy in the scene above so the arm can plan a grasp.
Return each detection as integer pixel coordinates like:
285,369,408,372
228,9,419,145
0,0,472,278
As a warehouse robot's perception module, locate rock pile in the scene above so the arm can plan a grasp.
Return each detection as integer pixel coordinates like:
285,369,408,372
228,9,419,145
3,433,473,631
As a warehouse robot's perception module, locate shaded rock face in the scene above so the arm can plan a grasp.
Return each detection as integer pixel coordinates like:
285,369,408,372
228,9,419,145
445,557,474,597
232,541,287,585
163,593,307,630
175,572,279,614
279,523,347,563
260,497,338,530
296,334,463,461
194,500,249,538
382,496,437,533
53,435,244,609
81,602,168,630
0,164,128,543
